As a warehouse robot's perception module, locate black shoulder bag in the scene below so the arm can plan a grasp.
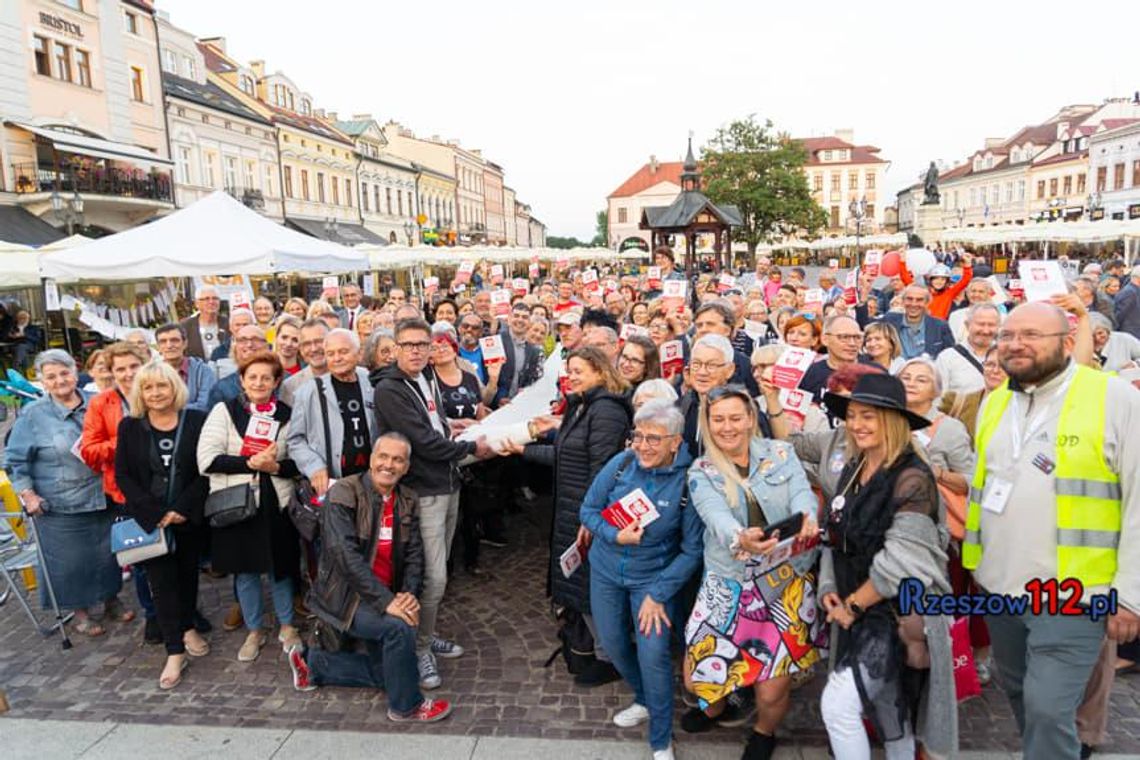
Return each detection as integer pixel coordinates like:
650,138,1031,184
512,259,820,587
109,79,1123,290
289,376,334,542
203,407,260,528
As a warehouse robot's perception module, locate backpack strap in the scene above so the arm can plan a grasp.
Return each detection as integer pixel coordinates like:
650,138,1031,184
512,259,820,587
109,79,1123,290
315,376,334,477
953,344,985,375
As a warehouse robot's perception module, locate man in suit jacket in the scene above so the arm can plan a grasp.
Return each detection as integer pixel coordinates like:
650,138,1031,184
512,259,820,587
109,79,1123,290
491,301,543,409
335,284,366,331
180,286,228,360
877,285,956,359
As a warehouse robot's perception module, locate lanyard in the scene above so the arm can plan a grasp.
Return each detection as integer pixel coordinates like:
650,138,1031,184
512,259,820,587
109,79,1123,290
1008,372,1073,462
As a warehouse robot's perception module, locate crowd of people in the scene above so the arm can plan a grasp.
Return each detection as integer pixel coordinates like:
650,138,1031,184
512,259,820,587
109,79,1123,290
4,246,1139,759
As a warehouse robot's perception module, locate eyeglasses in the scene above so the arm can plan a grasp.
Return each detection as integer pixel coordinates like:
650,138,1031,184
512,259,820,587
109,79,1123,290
235,337,267,345
398,341,432,352
619,353,645,366
996,330,1066,344
631,431,673,446
690,360,727,373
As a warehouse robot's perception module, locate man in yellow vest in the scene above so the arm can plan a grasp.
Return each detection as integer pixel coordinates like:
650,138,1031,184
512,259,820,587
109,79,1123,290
963,301,1140,759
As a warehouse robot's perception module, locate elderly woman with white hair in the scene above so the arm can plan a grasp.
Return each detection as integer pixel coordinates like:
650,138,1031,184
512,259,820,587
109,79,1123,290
1089,311,1140,372
579,399,702,760
632,378,678,412
5,349,125,636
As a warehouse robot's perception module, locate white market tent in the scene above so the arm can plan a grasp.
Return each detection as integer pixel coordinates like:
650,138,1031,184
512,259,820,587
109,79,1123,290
38,191,368,282
936,219,1140,263
0,240,41,288
358,244,624,272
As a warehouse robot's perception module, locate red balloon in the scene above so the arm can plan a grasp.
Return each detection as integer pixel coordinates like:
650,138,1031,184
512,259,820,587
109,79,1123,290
880,250,901,277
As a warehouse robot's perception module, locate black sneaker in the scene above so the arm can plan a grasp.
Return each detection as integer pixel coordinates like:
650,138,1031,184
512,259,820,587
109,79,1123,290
741,731,777,760
193,610,212,634
573,660,621,687
143,617,162,645
1081,744,1095,760
679,701,746,733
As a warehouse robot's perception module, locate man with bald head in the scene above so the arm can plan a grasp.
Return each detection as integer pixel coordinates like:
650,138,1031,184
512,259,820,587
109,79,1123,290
872,284,956,358
963,301,1140,759
799,314,862,403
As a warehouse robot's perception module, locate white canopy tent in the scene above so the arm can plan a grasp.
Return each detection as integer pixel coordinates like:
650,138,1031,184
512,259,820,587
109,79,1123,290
38,191,368,282
936,219,1140,264
359,244,623,272
0,240,40,288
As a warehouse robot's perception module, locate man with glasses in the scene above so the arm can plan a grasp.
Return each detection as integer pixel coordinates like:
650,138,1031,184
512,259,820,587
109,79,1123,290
457,314,489,384
336,284,365,331
799,315,862,404
582,325,621,366
872,285,955,359
210,307,256,372
181,285,228,360
936,303,1002,396
207,325,269,407
373,318,496,691
154,323,216,411
689,301,760,396
280,319,330,407
677,334,771,456
963,301,1140,759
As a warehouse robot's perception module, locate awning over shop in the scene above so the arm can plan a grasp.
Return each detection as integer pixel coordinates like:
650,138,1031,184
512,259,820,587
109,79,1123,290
0,205,65,245
286,217,388,246
9,122,173,168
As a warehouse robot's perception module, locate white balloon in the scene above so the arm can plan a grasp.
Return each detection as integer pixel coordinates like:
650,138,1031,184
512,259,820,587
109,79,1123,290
906,248,937,277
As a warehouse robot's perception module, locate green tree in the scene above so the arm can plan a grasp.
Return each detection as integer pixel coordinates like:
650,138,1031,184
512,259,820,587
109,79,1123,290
701,116,827,262
546,235,589,249
592,209,608,247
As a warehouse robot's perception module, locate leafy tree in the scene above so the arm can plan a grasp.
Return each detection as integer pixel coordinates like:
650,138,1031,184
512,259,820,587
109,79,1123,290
592,209,608,247
546,235,590,249
701,116,827,262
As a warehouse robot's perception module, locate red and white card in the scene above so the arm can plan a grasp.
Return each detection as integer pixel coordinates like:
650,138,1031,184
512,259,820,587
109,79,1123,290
863,251,882,278
559,542,584,577
803,288,825,311
772,348,816,390
229,290,252,312
718,273,737,294
601,488,660,530
581,269,600,294
240,414,279,457
423,276,440,296
528,262,540,279
480,334,506,365
455,260,475,285
647,266,662,290
490,264,505,285
660,339,684,380
843,270,858,305
1017,261,1066,303
662,280,687,300
620,323,650,340
491,288,513,317
512,277,529,296
778,388,813,428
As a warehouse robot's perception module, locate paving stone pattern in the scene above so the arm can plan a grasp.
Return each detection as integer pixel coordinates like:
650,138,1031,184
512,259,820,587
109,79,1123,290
2,496,1138,754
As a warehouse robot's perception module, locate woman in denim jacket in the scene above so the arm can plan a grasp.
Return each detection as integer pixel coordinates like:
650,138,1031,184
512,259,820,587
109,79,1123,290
683,385,822,760
5,350,125,635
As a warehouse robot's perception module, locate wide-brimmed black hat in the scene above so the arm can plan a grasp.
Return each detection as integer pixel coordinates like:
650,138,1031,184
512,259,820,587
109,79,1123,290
823,373,931,430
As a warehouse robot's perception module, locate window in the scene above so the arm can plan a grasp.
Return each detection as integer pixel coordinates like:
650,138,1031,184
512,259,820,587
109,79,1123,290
264,165,273,197
1063,176,1072,196
240,75,254,95
202,152,217,188
331,176,339,205
162,50,177,74
317,173,326,203
848,173,857,190
991,185,999,205
823,150,832,161
1133,160,1140,188
124,10,138,35
813,174,823,192
300,169,310,200
830,174,840,192
244,160,256,190
1114,163,1126,190
617,207,627,224
1077,174,1086,194
386,188,392,215
75,49,91,87
1096,166,1107,192
865,204,874,219
361,182,369,212
345,179,352,207
374,185,381,214
34,36,51,76
224,156,238,190
1037,180,1046,199
183,57,196,80
287,91,294,111
301,99,311,116
175,146,192,184
1048,178,1058,197
865,172,876,190
54,42,72,82
130,66,144,102
397,190,403,216
1005,182,1013,203
284,166,293,198
829,205,840,228
969,188,977,207
1018,180,1026,200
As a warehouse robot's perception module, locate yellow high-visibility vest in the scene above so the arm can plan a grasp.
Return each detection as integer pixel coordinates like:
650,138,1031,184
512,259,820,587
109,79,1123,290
962,365,1121,586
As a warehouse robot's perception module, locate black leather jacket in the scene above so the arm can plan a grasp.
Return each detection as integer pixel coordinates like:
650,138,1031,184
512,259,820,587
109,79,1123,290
306,474,424,631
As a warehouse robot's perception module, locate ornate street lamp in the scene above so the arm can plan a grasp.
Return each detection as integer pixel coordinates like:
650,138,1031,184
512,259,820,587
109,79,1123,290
403,220,416,246
956,207,966,228
50,189,84,235
1087,191,1103,221
848,196,867,266
323,217,339,242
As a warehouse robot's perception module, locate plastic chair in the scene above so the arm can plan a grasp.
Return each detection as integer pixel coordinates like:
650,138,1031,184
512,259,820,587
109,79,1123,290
0,504,73,650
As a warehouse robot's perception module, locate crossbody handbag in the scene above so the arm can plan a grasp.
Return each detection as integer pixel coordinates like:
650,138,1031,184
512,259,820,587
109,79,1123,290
288,376,333,542
203,408,260,528
110,414,184,567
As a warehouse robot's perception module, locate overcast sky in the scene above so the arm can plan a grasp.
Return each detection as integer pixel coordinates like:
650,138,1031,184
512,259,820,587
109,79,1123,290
163,0,1139,240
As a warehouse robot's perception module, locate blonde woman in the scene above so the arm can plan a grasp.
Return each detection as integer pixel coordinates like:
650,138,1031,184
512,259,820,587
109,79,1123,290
861,321,905,374
683,385,820,759
114,361,210,689
283,297,309,320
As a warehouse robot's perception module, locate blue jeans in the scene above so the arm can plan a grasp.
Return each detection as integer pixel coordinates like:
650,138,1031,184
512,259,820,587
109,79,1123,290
590,572,676,751
306,605,423,714
132,564,156,619
234,573,293,631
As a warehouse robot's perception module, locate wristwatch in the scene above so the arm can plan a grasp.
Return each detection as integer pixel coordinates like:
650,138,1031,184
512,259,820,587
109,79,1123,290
845,597,864,618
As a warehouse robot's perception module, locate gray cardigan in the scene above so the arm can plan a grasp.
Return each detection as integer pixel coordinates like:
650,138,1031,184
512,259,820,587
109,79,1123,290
286,367,379,479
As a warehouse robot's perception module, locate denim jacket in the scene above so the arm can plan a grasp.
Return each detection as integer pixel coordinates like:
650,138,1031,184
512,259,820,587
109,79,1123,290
688,436,817,582
4,391,104,514
579,445,703,604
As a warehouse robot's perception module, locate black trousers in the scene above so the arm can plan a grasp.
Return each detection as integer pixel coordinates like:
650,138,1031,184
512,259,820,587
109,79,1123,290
144,525,203,655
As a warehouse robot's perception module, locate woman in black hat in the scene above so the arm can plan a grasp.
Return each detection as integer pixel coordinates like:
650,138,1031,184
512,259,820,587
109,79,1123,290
816,373,957,760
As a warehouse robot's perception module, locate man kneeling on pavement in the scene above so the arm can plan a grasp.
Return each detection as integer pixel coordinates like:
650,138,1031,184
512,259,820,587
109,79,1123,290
287,432,453,722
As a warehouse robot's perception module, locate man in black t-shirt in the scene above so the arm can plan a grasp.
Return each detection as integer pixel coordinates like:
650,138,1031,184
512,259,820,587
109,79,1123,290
332,373,370,476
798,314,863,404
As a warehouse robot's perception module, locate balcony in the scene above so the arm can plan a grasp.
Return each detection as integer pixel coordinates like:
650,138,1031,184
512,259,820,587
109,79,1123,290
226,185,265,211
12,162,173,204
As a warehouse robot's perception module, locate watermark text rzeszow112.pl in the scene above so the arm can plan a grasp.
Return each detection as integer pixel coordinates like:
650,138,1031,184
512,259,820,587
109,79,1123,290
898,578,1118,621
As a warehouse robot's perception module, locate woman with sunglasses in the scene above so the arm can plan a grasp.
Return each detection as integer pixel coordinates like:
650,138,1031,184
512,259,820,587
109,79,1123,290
578,400,702,760
682,384,820,760
818,374,956,760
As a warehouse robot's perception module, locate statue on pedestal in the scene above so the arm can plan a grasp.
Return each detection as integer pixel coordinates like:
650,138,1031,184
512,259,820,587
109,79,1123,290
922,161,941,205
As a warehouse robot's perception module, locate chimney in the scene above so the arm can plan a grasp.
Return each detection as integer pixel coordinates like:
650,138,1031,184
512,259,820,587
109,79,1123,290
834,128,854,144
984,137,1005,150
1056,121,1070,140
649,155,659,173
325,111,337,122
201,36,227,54
249,60,265,79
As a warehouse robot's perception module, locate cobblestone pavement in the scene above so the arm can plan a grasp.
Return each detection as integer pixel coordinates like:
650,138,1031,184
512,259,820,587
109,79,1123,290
2,496,1138,754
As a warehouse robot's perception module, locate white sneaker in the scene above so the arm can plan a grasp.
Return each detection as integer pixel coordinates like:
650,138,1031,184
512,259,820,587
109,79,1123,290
652,745,675,760
613,702,650,728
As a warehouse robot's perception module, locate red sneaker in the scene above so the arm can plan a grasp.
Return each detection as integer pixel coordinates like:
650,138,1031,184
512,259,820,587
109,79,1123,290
387,698,453,723
288,646,316,692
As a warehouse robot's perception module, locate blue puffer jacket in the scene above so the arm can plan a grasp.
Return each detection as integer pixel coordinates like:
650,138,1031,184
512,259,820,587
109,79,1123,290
579,444,703,604
689,436,817,582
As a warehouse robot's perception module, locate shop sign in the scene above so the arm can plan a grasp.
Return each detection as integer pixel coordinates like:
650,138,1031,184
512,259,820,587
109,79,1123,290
619,236,649,252
1128,204,1140,220
39,12,83,39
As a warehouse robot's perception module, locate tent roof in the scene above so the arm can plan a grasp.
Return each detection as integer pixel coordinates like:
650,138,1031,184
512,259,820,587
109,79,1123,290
38,191,367,282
